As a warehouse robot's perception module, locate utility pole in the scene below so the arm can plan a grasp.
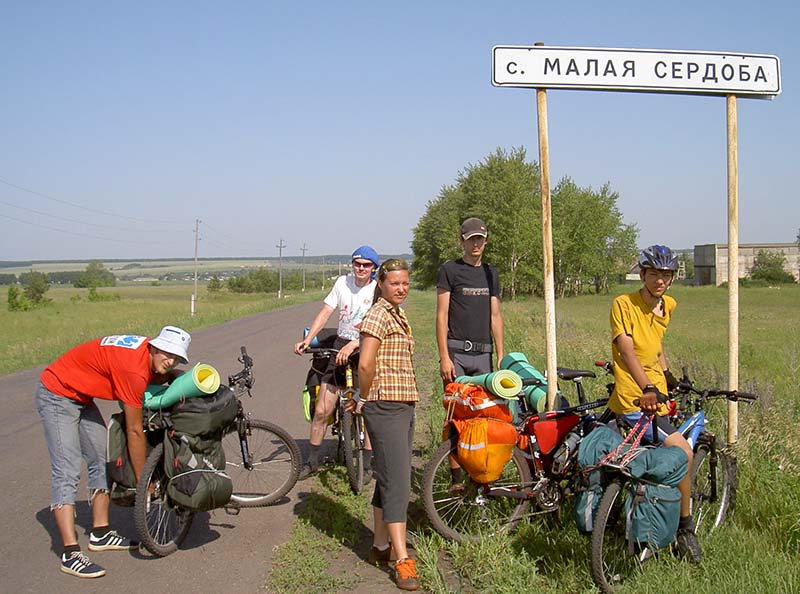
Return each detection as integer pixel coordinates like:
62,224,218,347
191,218,200,316
276,238,286,298
321,255,325,290
300,243,308,292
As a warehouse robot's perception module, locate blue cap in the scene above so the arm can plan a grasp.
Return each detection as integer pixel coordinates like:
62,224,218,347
351,245,379,268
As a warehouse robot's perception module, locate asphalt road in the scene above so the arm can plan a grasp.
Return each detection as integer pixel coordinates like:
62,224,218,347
0,302,336,594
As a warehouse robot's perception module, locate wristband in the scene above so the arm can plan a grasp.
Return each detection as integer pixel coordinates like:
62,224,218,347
643,384,657,394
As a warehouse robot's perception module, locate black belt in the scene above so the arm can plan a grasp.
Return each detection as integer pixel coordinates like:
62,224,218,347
447,339,492,354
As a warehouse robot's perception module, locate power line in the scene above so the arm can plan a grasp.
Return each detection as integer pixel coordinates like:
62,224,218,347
0,176,183,225
0,212,183,245
0,198,164,233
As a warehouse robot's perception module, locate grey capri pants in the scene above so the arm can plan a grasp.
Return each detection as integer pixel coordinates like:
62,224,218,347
362,400,415,523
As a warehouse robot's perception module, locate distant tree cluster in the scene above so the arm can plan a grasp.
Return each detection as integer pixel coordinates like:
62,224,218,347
0,273,17,285
411,147,638,298
8,270,51,311
73,261,116,288
226,269,310,294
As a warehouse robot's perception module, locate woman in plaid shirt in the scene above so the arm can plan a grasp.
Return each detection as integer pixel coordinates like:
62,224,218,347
358,259,420,591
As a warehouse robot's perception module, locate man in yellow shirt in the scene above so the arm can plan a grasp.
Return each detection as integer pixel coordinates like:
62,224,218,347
610,245,701,563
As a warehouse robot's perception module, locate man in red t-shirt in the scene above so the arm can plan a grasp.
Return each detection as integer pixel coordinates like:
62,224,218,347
36,326,191,578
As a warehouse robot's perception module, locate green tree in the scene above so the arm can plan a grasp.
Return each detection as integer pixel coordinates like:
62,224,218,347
74,260,116,288
20,270,51,305
551,179,637,296
749,250,795,284
207,275,223,293
7,284,31,311
410,147,638,297
411,147,543,298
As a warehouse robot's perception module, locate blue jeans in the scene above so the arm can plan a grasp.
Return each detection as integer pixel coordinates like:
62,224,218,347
36,382,109,507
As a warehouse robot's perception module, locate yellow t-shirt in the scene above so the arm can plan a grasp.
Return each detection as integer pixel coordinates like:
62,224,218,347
609,290,676,414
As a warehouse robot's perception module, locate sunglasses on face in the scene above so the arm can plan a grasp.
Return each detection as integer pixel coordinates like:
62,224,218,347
352,261,374,269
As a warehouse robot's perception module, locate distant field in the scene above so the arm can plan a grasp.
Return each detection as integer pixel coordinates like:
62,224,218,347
0,284,324,375
0,256,397,281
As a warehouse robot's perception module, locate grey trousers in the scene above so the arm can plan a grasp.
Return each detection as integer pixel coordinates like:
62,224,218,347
362,400,415,523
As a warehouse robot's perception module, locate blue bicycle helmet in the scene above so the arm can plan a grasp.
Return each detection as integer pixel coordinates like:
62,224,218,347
351,245,379,268
638,245,678,271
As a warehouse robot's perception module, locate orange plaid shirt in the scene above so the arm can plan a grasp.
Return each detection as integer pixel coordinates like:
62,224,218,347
359,298,418,403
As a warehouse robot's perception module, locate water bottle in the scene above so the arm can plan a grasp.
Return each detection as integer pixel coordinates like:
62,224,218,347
552,429,581,474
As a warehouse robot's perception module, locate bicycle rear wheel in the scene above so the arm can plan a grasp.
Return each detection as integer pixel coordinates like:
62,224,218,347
422,440,531,542
134,442,194,557
691,441,736,536
223,419,301,507
590,478,650,593
340,402,365,494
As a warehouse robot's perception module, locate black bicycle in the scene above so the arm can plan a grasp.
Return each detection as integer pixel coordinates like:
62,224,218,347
134,347,302,556
304,346,367,494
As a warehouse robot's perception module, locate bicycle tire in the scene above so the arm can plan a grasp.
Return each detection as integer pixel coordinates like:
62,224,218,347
340,404,365,494
691,442,737,536
134,442,195,557
591,477,655,593
422,440,531,542
222,419,302,507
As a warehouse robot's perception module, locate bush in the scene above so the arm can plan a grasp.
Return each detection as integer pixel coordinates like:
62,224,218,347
7,285,32,311
87,287,121,302
749,250,796,284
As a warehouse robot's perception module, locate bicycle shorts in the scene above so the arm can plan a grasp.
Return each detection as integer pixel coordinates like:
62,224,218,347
321,336,360,388
617,411,677,444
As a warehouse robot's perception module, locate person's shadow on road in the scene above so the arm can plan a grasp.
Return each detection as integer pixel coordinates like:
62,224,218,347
35,500,223,559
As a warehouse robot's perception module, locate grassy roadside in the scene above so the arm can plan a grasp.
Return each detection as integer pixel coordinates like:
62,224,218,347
270,284,800,593
0,284,325,375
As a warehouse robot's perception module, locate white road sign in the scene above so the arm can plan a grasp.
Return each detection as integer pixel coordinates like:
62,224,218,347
492,46,781,97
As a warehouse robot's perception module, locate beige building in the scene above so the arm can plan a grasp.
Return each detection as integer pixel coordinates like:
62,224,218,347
694,243,800,285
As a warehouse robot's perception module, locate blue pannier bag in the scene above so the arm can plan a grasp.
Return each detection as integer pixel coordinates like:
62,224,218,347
574,425,624,533
624,445,688,550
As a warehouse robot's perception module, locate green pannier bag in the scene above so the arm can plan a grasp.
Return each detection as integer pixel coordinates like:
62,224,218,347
574,425,624,533
164,432,233,512
625,445,688,550
168,385,238,437
106,412,137,506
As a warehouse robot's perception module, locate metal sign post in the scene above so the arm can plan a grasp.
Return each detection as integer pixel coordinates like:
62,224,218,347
492,44,780,437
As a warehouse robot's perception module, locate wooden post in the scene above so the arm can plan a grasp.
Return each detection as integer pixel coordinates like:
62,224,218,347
534,44,558,411
727,95,739,444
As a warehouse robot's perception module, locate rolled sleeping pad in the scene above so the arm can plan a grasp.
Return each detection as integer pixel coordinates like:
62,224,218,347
455,369,523,400
499,352,551,413
144,363,221,410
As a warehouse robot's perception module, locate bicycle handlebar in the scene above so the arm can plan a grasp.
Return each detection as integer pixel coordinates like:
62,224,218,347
228,346,254,390
672,367,758,403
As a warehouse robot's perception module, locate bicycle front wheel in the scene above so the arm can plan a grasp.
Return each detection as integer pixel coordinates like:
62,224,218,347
223,419,302,507
134,442,195,557
590,478,651,593
422,440,531,542
340,403,365,494
691,441,736,536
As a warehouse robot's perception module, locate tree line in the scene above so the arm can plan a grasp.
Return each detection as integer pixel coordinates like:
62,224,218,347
411,147,639,297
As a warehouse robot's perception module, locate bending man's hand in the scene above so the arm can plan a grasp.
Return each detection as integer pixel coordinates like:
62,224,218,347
440,358,456,384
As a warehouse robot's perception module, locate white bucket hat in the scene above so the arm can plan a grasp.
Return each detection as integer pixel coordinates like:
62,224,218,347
149,326,191,364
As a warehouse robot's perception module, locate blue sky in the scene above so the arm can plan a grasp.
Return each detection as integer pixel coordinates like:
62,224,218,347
1,0,797,261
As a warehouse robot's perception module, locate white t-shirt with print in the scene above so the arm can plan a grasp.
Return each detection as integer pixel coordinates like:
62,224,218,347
324,274,377,340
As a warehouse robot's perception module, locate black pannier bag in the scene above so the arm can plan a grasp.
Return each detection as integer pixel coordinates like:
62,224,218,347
163,385,239,511
107,412,137,506
164,432,233,512
168,385,239,436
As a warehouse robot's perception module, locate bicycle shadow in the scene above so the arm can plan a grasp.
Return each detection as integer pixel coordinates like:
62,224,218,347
35,501,223,559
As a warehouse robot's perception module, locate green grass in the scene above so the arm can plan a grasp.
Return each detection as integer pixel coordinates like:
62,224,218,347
269,283,800,594
0,284,324,375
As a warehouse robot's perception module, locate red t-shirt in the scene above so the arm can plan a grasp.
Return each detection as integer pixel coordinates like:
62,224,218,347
40,335,154,408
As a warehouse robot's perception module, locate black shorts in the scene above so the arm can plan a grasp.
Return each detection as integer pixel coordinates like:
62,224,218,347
321,336,360,388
